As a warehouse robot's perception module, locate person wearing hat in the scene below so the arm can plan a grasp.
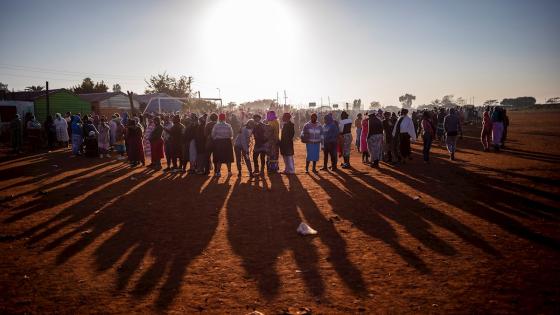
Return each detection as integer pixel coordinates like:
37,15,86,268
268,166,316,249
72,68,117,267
280,112,296,175
234,119,255,177
211,113,234,177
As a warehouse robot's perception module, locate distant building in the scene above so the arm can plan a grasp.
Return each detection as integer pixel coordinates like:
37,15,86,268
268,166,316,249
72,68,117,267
79,92,139,117
134,93,184,113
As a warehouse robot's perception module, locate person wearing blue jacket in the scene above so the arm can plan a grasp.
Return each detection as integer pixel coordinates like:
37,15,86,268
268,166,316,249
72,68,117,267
321,113,339,171
71,115,84,156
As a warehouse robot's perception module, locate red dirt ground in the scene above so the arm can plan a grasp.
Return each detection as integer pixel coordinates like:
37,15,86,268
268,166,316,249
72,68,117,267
1,110,559,314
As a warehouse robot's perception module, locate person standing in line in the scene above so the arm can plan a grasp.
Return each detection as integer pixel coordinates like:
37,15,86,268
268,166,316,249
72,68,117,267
184,113,198,174
97,116,111,158
360,112,370,164
280,112,295,175
443,108,463,160
169,115,184,172
501,109,509,149
234,119,254,177
195,114,210,175
44,115,56,150
366,112,384,168
491,107,504,152
149,116,164,170
54,113,69,148
252,114,267,176
420,111,436,163
109,113,119,147
70,115,83,156
436,108,446,147
481,108,492,151
10,114,23,154
392,109,416,164
211,113,234,177
26,115,42,152
321,113,340,171
338,111,353,169
162,115,174,170
266,110,280,174
205,113,218,173
83,117,99,158
354,113,363,150
113,117,126,160
382,111,394,163
125,118,145,166
301,113,322,173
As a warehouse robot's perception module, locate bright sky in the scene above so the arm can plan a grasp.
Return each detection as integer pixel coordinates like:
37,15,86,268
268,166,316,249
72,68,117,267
1,0,559,107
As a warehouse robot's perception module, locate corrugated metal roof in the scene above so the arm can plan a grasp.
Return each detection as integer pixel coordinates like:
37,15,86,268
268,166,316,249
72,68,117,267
78,92,125,102
5,89,66,101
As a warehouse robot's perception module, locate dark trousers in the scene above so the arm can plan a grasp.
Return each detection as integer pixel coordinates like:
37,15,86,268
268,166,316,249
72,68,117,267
253,150,266,173
234,145,253,174
422,133,432,161
323,141,338,168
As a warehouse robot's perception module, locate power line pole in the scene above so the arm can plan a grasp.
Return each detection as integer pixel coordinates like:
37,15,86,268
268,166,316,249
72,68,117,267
283,90,287,108
45,81,50,118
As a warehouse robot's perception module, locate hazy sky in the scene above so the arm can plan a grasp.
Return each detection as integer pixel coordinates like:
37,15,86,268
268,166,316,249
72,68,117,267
1,0,559,107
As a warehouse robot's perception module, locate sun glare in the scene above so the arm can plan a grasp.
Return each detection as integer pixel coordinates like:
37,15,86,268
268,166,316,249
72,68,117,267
196,0,301,92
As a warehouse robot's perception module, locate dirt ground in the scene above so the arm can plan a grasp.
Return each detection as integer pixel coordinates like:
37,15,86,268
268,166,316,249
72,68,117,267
1,110,559,314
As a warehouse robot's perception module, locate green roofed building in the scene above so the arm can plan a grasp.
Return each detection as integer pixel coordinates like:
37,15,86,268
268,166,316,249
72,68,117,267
6,89,91,122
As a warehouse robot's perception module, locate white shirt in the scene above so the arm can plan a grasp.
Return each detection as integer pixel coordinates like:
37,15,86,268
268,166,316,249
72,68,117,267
392,115,416,142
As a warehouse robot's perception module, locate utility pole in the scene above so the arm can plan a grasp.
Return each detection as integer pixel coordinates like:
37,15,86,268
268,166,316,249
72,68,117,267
45,81,50,118
283,90,287,108
127,91,135,114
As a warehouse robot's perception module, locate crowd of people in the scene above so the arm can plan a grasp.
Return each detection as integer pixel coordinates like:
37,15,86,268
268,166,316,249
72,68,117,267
8,105,509,176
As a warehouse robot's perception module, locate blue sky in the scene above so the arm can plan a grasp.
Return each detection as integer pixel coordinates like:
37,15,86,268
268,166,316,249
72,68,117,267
1,0,559,107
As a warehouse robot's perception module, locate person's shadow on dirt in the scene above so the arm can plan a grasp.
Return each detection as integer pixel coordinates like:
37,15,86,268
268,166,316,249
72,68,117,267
30,171,229,310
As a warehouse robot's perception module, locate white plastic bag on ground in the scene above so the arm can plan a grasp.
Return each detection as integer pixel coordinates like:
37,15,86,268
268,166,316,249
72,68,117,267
297,222,317,235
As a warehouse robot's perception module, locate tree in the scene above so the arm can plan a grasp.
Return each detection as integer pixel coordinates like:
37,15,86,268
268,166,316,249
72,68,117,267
25,85,44,92
398,93,416,108
546,97,560,104
501,96,536,107
430,98,441,106
227,102,237,110
441,95,457,108
72,77,108,93
112,83,122,93
0,82,8,92
145,72,193,98
369,101,381,109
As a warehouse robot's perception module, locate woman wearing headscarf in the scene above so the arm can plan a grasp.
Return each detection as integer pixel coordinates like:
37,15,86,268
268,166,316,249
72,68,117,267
162,115,174,171
360,112,370,164
125,118,145,167
338,111,353,168
280,112,295,175
143,114,154,161
54,113,69,148
234,119,254,177
366,112,384,167
97,116,111,158
109,113,120,147
481,108,492,151
211,113,234,177
392,109,416,164
149,116,164,170
321,113,340,171
70,115,83,156
382,111,394,163
266,110,280,173
83,116,99,158
301,113,322,173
